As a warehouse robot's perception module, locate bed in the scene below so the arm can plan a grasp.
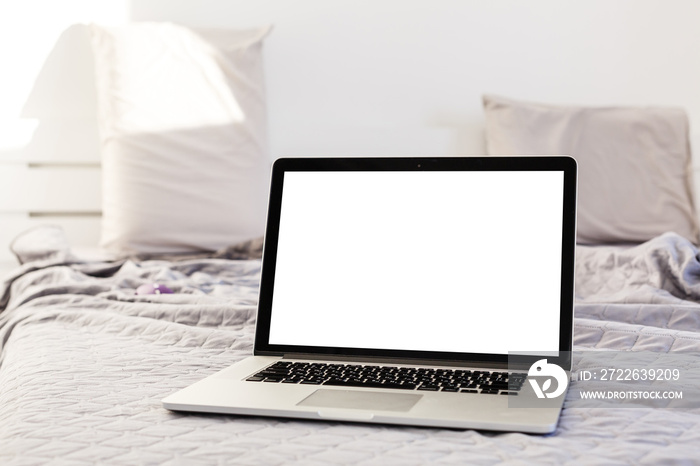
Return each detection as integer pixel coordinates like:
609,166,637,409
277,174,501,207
3,22,700,465
2,229,700,464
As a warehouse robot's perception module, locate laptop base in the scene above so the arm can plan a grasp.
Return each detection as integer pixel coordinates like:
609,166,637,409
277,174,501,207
163,356,563,434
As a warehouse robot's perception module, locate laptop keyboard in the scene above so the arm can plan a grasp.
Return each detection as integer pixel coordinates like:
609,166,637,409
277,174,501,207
246,361,527,395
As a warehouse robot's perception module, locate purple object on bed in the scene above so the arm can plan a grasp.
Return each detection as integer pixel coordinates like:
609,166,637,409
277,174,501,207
136,283,173,295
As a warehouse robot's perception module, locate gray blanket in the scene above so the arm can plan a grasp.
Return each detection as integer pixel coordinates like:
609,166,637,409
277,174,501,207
2,229,700,465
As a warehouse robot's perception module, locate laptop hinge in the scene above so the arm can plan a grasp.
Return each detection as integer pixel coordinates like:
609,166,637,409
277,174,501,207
279,353,514,370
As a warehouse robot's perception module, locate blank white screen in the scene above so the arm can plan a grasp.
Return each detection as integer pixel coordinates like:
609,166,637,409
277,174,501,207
269,171,563,354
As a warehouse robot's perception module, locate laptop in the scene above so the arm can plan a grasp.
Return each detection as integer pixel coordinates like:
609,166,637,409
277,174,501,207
163,156,577,433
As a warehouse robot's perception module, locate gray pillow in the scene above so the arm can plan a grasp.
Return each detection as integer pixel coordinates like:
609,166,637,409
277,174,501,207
483,94,699,245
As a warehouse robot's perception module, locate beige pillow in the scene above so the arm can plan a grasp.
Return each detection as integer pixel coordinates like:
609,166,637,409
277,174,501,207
483,94,699,245
90,22,272,255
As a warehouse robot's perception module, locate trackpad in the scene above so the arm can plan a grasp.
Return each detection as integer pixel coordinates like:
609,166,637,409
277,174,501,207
298,389,421,412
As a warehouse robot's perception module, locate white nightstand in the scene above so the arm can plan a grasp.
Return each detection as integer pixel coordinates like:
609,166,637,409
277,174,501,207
0,156,102,264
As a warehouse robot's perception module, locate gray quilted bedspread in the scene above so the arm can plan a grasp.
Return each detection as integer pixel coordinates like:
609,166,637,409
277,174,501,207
2,230,700,465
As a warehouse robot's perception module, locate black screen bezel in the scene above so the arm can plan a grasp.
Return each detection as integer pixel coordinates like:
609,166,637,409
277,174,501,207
253,156,577,370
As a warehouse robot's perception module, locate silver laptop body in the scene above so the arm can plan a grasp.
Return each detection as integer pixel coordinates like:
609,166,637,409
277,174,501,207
163,156,577,433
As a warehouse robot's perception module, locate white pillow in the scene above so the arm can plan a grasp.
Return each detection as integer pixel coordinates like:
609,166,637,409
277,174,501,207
483,94,700,245
90,22,272,255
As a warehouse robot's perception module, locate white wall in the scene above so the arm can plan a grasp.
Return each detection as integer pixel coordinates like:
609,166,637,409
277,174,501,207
0,1,128,156
128,0,700,158
1,0,700,263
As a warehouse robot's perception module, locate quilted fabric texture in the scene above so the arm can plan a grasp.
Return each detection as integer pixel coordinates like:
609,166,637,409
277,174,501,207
2,231,700,464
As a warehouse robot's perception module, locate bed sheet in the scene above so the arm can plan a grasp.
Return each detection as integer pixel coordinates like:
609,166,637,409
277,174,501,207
1,230,700,465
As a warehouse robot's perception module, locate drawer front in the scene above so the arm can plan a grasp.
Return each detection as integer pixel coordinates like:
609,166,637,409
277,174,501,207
0,164,101,212
0,213,102,263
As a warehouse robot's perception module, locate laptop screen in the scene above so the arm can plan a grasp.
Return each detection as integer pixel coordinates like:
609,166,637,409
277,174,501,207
256,157,576,363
